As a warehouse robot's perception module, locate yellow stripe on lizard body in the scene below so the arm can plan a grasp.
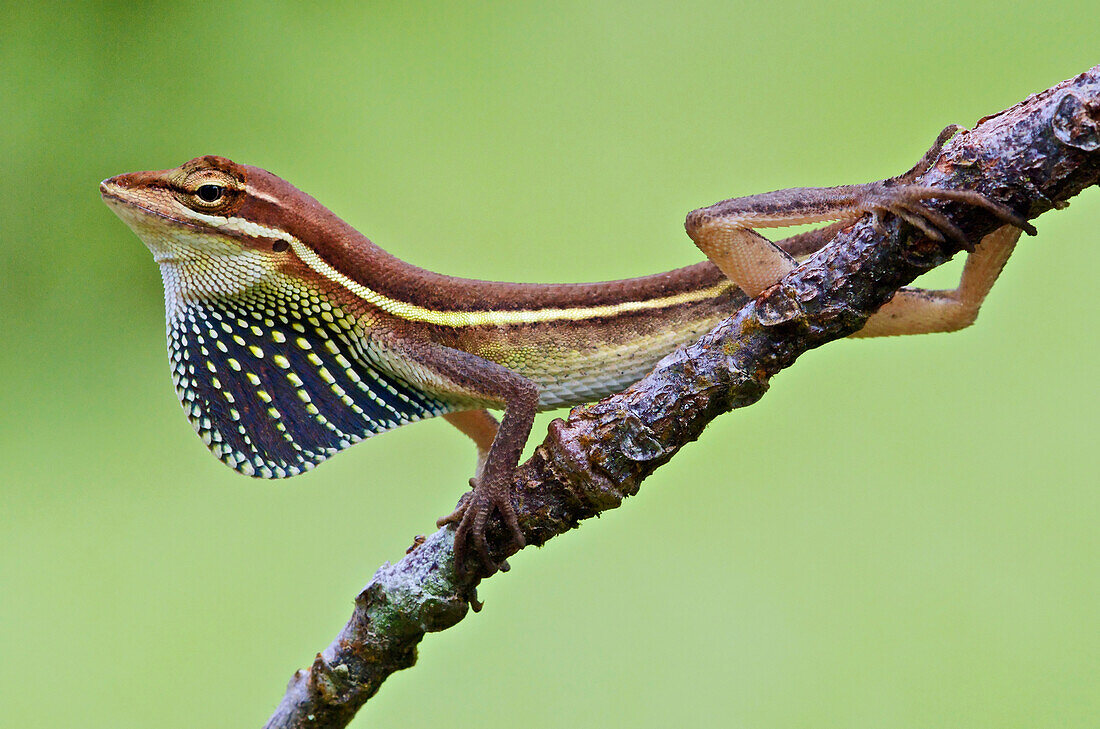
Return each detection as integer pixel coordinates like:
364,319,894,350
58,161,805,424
179,208,736,328
286,235,734,327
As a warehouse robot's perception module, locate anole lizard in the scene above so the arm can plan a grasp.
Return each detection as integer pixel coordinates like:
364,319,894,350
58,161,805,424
101,126,1034,573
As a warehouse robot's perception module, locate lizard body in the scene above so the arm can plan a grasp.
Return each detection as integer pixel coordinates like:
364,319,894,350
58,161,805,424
101,127,1033,571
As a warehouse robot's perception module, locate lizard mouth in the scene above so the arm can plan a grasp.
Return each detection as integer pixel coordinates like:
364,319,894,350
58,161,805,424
100,181,207,233
101,181,213,266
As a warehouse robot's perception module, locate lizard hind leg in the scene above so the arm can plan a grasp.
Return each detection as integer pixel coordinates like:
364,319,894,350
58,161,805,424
685,127,1035,300
686,221,801,298
851,225,1022,337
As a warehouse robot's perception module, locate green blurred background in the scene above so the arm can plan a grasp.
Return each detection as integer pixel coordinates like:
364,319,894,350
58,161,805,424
2,2,1096,727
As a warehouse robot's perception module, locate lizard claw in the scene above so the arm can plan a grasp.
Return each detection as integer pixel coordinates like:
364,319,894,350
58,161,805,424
437,476,525,576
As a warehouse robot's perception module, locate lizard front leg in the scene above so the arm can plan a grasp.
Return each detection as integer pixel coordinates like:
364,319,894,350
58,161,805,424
684,126,1035,324
396,342,536,575
443,409,500,478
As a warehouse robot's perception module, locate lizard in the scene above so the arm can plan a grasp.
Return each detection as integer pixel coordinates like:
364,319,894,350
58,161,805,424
100,125,1035,574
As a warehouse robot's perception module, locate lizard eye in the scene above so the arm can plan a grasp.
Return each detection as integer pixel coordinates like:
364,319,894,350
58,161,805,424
196,184,224,203
175,160,242,214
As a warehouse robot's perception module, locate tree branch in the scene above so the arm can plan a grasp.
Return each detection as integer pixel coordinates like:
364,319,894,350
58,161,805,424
263,65,1100,728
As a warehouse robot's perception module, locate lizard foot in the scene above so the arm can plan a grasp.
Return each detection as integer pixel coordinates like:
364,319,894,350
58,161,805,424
862,125,1037,250
863,182,1036,251
437,476,526,576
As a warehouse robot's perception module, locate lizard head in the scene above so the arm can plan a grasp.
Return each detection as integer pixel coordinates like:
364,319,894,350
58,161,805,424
101,155,377,304
100,156,296,298
101,157,440,479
